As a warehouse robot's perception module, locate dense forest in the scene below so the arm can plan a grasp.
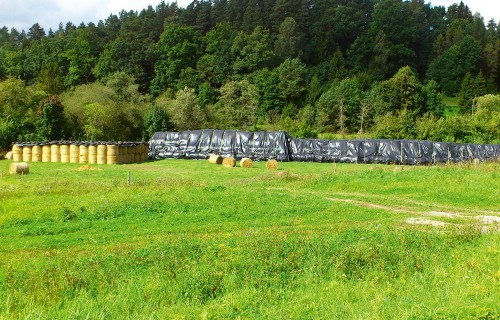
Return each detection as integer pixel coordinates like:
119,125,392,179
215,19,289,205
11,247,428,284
0,0,499,149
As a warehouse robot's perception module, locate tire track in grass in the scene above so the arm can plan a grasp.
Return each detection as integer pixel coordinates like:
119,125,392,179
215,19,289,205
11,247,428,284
268,188,500,228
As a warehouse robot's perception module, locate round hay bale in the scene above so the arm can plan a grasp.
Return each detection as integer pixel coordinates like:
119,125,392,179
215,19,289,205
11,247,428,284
142,143,149,162
118,145,127,164
79,145,88,163
107,144,118,164
70,144,79,163
222,156,236,168
208,154,223,165
133,144,142,163
50,144,60,163
60,145,70,163
12,145,22,162
97,144,107,164
240,157,253,168
22,146,32,162
31,146,42,162
42,145,51,162
266,159,279,170
88,145,97,164
5,151,13,160
9,162,29,175
128,145,136,163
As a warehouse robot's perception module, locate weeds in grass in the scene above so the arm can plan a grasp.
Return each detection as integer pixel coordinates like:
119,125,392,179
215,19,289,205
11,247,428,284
0,160,498,319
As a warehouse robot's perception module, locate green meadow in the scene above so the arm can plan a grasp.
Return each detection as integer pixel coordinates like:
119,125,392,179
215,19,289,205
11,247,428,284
0,159,499,319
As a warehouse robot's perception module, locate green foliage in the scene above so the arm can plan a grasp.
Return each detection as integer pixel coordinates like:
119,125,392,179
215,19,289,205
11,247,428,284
150,23,202,96
35,96,67,141
0,118,19,149
143,105,170,140
458,71,488,114
232,26,274,76
315,77,363,134
0,0,499,142
372,109,418,140
426,35,482,95
35,63,64,95
61,73,148,141
274,17,302,59
276,58,307,104
216,79,259,129
161,87,206,131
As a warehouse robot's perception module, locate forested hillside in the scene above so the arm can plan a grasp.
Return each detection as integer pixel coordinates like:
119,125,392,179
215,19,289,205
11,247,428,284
1,0,499,149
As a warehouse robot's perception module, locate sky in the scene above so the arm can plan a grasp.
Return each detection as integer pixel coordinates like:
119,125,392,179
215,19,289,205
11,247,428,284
0,0,499,33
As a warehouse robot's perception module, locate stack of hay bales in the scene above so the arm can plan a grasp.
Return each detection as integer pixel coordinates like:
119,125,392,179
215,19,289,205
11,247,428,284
88,144,97,164
79,144,89,163
12,145,22,162
22,145,32,162
70,144,79,163
9,141,150,165
32,145,42,162
97,144,107,164
60,144,70,163
42,144,51,162
50,144,60,163
107,144,119,164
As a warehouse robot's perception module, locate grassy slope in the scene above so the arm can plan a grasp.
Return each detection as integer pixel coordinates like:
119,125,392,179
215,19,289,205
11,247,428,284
0,160,499,319
442,96,461,117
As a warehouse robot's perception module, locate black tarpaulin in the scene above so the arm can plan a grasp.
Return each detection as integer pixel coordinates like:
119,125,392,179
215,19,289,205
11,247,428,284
376,140,402,164
149,130,499,165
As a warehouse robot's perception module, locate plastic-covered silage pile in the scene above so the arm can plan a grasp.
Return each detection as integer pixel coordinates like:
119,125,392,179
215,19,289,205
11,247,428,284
149,129,500,165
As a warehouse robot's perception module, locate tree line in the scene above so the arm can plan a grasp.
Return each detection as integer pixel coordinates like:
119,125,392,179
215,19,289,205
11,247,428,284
0,0,499,149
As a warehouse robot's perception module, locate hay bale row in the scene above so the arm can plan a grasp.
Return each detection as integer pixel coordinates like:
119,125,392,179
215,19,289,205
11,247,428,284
11,142,149,165
208,154,276,170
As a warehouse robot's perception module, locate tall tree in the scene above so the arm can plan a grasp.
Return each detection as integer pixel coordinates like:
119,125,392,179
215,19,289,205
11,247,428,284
150,23,202,96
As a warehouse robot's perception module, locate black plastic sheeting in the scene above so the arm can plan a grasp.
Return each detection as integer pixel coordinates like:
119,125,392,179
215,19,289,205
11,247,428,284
149,130,500,165
149,129,292,161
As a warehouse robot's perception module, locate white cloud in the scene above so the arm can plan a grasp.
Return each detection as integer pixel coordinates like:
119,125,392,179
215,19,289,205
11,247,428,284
1,0,192,31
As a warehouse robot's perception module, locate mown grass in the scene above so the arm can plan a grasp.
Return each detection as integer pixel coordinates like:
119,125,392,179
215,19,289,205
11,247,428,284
442,96,460,116
0,159,499,319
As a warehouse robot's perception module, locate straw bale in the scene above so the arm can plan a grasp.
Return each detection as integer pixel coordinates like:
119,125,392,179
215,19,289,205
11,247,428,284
266,159,279,170
60,145,70,163
5,151,12,160
119,145,127,164
70,144,79,163
222,156,236,168
240,157,254,168
107,145,118,164
142,143,149,162
79,145,89,163
12,145,22,162
42,145,51,162
22,146,32,162
97,145,107,164
50,144,60,162
32,146,42,162
88,145,97,164
9,162,29,175
208,154,223,164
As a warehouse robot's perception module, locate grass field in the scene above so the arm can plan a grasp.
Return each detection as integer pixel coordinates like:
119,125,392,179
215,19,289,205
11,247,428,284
442,96,461,117
0,159,499,319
